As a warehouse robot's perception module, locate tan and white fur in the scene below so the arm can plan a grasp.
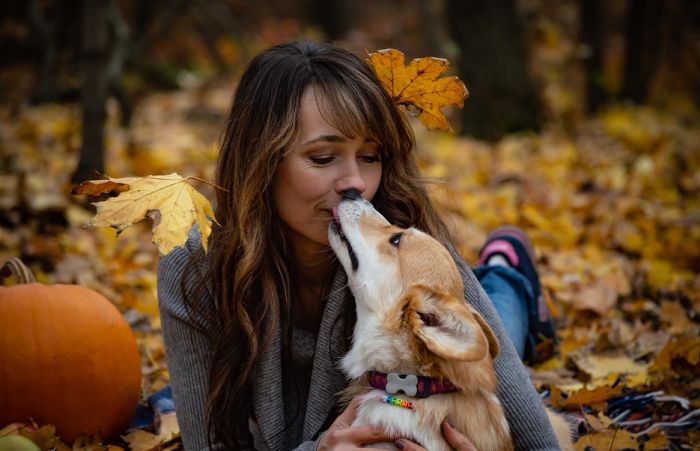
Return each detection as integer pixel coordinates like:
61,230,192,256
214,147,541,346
328,196,573,451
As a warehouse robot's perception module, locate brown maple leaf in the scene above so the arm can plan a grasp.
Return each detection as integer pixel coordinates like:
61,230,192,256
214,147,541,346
367,48,468,131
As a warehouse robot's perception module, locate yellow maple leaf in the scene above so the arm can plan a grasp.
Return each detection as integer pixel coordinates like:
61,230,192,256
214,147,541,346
367,48,468,131
75,173,217,255
550,385,623,411
574,429,669,451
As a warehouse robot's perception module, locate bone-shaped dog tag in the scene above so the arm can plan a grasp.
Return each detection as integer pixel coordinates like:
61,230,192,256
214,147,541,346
386,373,418,396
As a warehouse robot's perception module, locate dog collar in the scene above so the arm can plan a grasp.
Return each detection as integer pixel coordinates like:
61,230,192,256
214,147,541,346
368,370,459,398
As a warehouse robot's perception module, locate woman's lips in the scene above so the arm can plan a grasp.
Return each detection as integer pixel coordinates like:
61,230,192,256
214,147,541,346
321,208,341,225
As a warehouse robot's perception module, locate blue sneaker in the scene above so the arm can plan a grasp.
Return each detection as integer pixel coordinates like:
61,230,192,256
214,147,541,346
478,226,557,363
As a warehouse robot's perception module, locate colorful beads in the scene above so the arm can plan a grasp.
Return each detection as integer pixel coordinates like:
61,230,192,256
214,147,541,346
380,395,414,409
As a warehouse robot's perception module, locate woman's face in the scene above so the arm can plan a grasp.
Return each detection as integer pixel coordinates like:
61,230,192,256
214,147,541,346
273,87,383,257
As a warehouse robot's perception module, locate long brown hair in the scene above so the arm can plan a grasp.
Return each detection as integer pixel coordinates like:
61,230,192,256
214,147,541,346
186,41,452,449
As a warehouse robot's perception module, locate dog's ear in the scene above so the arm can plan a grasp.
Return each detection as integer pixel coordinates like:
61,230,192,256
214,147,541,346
405,284,496,362
471,306,500,359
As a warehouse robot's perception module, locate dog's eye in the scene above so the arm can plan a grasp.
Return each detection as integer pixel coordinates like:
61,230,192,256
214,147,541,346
389,232,403,247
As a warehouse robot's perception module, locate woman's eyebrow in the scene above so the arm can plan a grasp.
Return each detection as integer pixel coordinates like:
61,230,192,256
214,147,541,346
301,135,375,146
302,134,347,145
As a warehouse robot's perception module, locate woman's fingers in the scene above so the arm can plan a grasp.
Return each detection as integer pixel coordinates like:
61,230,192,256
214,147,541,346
321,407,480,450
317,394,396,449
329,395,362,430
392,420,480,451
393,439,427,450
441,419,479,451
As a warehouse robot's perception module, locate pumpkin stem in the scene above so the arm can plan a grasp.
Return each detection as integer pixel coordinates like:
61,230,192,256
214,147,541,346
0,258,37,284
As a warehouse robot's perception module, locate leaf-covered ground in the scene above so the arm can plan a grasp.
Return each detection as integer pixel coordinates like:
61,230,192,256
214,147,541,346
1,80,698,450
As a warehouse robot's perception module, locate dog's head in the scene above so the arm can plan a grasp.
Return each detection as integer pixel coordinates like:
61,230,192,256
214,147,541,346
329,196,499,375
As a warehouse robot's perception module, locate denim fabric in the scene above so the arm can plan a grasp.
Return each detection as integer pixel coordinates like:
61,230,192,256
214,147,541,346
474,265,533,360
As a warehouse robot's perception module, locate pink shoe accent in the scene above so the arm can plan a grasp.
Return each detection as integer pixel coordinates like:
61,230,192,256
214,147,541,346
478,240,519,267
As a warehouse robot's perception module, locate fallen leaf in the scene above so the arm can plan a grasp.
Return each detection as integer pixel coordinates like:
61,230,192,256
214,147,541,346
529,365,581,389
621,298,659,315
12,424,71,451
570,353,648,381
550,385,623,410
71,435,107,451
572,279,619,315
659,300,694,335
650,334,700,372
121,415,180,451
582,412,613,432
367,48,468,131
76,174,217,255
155,412,179,441
121,430,165,451
574,428,669,450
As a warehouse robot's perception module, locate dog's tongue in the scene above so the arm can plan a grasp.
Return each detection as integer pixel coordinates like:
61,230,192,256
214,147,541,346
332,207,340,225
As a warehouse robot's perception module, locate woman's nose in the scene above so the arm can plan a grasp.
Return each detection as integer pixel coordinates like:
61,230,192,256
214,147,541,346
334,161,367,196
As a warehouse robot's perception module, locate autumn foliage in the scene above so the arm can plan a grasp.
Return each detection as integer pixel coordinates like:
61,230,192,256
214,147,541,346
1,50,698,450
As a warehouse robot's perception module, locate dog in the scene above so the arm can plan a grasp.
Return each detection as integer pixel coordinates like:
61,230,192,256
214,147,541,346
328,194,573,451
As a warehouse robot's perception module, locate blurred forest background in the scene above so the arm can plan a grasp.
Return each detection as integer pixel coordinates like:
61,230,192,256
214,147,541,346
0,0,699,450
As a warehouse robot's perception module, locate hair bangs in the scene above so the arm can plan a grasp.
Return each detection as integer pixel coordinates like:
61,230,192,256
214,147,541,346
313,77,385,147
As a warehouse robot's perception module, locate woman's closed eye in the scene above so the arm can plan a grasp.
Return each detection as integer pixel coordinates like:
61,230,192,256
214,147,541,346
308,153,380,166
359,154,381,164
308,155,335,165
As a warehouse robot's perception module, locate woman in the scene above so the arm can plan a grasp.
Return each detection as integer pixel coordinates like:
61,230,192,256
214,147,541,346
157,41,559,450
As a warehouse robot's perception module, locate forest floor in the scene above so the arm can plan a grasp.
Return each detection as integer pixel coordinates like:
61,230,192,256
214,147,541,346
1,79,698,450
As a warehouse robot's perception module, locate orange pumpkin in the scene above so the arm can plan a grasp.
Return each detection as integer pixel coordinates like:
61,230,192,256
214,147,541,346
0,258,142,444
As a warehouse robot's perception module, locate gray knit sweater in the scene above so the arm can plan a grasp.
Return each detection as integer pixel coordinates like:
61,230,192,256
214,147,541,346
157,232,560,450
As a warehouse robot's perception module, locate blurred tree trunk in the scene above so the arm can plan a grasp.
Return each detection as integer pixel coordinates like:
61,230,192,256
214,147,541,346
311,0,349,41
417,0,452,57
622,0,663,104
580,0,605,113
445,0,539,139
72,0,109,184
28,0,57,103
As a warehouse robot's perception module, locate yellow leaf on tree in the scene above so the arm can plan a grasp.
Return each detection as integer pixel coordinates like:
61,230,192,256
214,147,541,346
367,48,468,131
76,173,217,255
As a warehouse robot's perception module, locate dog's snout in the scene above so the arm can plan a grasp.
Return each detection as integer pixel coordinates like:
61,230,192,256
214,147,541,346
342,189,362,200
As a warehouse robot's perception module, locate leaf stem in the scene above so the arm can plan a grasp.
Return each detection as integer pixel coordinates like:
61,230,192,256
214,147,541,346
185,176,229,193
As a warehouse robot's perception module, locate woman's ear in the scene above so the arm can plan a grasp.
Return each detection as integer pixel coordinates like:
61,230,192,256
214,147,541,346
404,284,491,362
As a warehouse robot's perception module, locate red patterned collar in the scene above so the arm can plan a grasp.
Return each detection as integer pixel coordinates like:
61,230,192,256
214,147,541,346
368,370,459,398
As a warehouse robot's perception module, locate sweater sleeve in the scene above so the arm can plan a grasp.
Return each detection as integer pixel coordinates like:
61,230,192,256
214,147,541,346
157,233,218,451
448,244,559,450
292,440,319,451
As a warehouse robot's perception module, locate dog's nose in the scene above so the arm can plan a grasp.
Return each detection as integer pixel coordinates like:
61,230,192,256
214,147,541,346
342,189,362,200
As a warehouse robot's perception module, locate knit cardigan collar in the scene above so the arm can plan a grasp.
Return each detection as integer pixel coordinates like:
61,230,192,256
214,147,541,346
252,268,351,450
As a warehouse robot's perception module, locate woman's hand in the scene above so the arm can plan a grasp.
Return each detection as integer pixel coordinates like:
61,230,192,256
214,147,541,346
316,395,396,450
393,420,478,451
